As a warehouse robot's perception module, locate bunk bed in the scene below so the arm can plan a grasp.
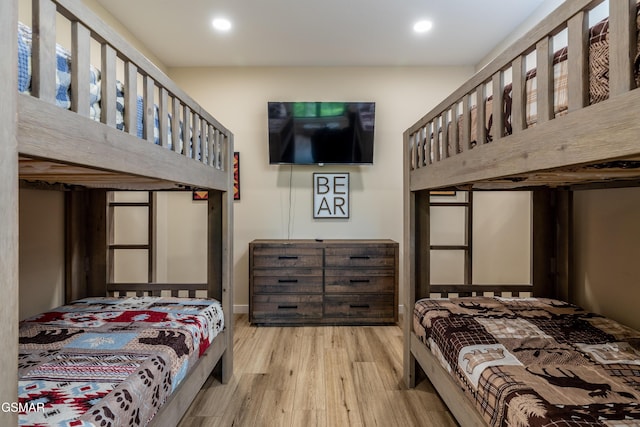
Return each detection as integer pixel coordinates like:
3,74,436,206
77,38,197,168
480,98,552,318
403,0,640,426
2,0,234,426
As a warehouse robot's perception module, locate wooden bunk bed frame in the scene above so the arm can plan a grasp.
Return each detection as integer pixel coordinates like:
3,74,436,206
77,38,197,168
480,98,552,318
402,1,639,426
1,0,234,425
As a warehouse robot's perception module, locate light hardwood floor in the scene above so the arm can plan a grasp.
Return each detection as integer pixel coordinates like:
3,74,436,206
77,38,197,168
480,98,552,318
179,314,457,427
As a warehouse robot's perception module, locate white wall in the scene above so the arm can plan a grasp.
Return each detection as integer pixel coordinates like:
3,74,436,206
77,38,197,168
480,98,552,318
19,189,65,320
573,188,640,330
168,66,475,311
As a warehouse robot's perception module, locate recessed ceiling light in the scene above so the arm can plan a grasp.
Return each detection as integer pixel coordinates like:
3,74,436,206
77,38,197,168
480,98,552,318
212,17,232,32
413,20,433,34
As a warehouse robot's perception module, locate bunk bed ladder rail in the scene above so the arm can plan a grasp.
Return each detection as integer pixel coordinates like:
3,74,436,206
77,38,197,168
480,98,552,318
406,0,639,180
25,0,232,173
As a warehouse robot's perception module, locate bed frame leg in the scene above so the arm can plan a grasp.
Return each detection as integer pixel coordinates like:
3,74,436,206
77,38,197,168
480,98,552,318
220,347,233,384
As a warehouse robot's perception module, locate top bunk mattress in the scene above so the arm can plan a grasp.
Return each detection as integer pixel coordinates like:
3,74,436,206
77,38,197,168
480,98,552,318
413,296,640,426
18,296,224,427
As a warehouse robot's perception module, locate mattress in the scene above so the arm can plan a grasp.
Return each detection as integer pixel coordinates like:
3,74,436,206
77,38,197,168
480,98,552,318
18,296,224,427
413,296,640,426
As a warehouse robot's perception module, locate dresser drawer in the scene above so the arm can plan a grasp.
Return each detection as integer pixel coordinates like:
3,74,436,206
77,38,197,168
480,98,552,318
252,247,322,268
253,273,323,294
324,272,394,293
325,246,396,268
252,295,323,320
324,294,394,319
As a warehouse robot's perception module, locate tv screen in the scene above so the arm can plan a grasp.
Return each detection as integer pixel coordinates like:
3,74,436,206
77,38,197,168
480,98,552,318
268,101,375,165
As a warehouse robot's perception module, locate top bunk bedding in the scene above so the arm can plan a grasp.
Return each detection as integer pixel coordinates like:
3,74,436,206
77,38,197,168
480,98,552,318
405,0,640,191
16,0,233,192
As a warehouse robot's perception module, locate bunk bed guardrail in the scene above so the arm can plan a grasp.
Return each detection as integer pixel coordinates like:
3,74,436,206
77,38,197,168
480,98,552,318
405,0,640,191
18,0,233,190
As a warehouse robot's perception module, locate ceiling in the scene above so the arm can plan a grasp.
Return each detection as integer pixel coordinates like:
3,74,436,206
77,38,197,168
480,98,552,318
94,0,557,68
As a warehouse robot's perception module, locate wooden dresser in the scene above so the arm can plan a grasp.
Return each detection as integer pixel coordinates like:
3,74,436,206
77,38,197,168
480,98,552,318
249,239,398,325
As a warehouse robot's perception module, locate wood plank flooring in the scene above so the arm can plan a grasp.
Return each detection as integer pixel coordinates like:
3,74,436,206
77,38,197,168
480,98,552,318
178,315,457,427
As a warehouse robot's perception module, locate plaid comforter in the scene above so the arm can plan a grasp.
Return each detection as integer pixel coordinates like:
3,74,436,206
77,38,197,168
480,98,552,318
18,297,224,427
414,297,640,426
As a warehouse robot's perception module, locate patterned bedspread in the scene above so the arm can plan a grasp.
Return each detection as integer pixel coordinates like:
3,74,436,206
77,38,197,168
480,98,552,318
414,297,640,426
18,296,224,427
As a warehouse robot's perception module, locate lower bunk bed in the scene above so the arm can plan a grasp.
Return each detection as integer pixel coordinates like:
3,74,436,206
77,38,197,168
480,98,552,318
18,295,227,427
410,295,640,426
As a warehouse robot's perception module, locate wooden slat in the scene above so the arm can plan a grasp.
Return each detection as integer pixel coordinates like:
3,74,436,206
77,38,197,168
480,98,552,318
491,72,504,142
429,284,533,294
567,11,588,112
71,21,90,117
32,0,57,103
207,125,215,166
475,85,486,145
100,44,117,127
608,0,636,96
510,56,526,133
172,97,181,153
182,105,191,157
143,75,155,143
441,112,450,159
461,94,471,151
536,36,553,124
109,244,150,250
433,119,441,162
124,62,138,135
107,283,208,292
416,128,423,167
159,88,169,148
193,113,201,160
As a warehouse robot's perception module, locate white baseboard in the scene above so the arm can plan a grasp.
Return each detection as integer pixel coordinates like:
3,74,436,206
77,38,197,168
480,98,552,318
233,304,249,314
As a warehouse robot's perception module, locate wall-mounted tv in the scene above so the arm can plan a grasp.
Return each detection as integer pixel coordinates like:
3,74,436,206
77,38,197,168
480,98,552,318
268,101,375,165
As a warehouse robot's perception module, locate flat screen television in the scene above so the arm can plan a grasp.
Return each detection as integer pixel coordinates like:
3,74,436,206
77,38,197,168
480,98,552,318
268,101,375,165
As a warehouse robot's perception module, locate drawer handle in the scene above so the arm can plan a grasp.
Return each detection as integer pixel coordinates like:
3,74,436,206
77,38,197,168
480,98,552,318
279,256,299,260
350,256,370,260
278,279,299,283
278,305,298,309
349,304,370,309
350,279,370,283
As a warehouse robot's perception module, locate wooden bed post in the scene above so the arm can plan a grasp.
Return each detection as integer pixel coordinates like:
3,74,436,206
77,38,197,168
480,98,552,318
209,133,234,384
531,188,572,299
0,0,19,423
404,187,430,388
66,189,108,300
